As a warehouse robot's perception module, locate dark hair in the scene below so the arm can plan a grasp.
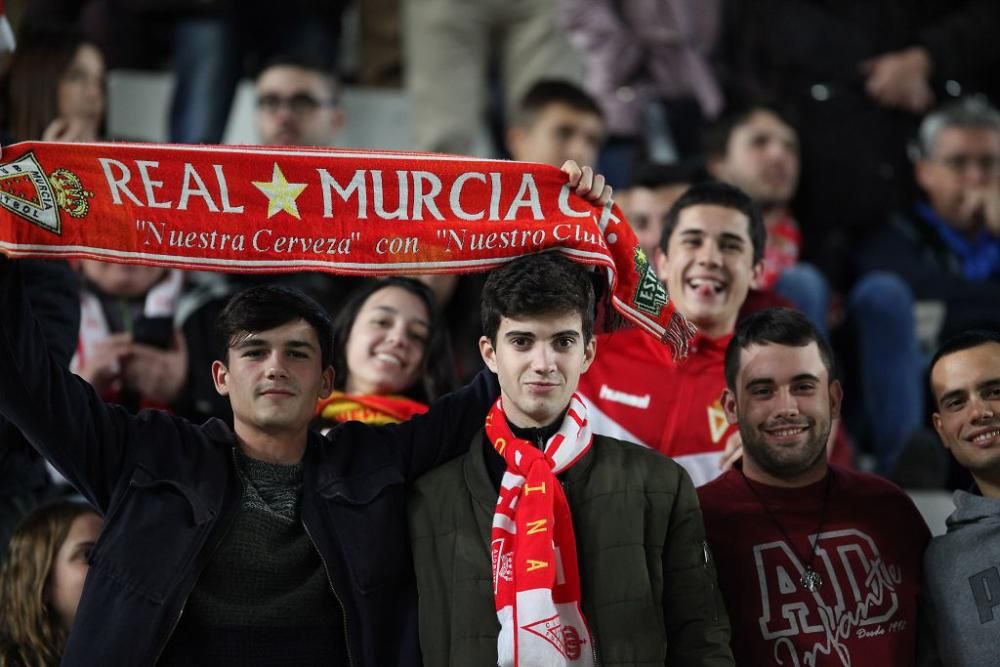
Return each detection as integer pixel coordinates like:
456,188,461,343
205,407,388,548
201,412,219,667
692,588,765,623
255,53,339,102
216,285,335,369
658,180,766,264
481,252,595,344
629,162,703,190
513,79,603,127
724,307,837,391
701,102,798,160
0,26,95,140
928,329,1000,402
331,278,455,403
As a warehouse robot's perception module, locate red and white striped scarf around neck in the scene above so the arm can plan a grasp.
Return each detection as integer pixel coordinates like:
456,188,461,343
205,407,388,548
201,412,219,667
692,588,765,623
486,395,595,667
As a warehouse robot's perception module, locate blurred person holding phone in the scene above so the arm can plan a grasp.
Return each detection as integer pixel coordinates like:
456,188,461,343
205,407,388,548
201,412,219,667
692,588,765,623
0,26,234,423
72,260,233,422
0,26,231,421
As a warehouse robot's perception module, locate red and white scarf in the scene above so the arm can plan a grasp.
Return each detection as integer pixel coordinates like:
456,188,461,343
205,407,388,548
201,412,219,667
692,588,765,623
486,395,595,667
0,141,696,359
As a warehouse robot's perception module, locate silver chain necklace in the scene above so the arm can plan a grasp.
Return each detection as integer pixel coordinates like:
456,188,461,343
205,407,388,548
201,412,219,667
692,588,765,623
740,469,834,593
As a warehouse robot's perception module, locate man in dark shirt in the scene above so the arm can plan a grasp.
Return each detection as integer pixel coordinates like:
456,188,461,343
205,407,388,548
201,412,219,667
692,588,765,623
0,257,491,664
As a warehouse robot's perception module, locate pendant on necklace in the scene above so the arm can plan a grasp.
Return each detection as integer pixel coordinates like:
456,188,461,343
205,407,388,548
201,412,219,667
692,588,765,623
800,567,823,592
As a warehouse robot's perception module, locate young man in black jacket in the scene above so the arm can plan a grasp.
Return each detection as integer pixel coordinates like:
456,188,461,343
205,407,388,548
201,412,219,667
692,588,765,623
0,164,611,665
0,256,495,665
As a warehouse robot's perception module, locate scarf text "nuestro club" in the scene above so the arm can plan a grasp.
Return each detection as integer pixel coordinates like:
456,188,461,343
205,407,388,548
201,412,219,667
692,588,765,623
0,141,694,356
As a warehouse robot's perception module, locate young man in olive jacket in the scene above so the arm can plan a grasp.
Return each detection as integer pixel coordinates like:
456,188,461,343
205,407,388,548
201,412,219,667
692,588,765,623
0,164,611,665
408,252,734,666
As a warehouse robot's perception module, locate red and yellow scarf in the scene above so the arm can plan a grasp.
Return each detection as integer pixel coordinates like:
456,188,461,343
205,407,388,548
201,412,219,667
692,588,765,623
316,391,427,425
486,395,595,666
0,141,694,357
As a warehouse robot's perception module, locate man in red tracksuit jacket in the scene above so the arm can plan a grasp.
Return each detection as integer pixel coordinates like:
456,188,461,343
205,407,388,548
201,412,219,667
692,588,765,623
579,181,763,486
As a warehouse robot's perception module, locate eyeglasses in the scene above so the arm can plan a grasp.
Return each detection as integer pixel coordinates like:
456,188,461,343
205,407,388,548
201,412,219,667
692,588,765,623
933,153,1000,174
255,93,336,115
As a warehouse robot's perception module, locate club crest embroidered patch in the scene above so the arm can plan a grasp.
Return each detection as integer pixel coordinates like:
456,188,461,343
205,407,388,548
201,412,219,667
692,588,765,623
0,152,91,235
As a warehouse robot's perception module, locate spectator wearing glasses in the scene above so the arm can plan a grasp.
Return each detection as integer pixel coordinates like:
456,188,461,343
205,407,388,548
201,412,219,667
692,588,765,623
167,2,345,145
254,55,345,148
238,55,360,313
857,98,1000,345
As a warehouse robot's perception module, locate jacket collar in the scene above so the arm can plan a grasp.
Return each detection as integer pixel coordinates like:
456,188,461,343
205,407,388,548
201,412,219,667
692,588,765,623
202,418,239,446
464,429,598,508
690,331,733,356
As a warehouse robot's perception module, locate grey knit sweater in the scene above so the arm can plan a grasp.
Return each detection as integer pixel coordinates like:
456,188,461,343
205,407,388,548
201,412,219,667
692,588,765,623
159,449,348,665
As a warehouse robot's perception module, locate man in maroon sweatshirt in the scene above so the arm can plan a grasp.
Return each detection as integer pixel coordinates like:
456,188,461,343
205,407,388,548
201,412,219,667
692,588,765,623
698,307,930,666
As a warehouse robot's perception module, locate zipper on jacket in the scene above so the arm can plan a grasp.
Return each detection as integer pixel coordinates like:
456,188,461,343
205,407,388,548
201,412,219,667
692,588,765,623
302,517,355,667
153,447,245,664
155,600,185,664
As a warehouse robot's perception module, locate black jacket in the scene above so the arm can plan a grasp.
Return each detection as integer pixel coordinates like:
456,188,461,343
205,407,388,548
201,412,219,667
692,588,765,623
0,257,496,666
0,259,80,550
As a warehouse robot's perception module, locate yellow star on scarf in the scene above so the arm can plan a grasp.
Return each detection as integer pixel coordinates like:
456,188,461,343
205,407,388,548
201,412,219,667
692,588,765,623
252,164,307,219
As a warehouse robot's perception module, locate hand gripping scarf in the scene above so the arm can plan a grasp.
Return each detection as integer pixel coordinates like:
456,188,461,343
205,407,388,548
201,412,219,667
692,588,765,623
0,141,695,358
486,395,595,666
